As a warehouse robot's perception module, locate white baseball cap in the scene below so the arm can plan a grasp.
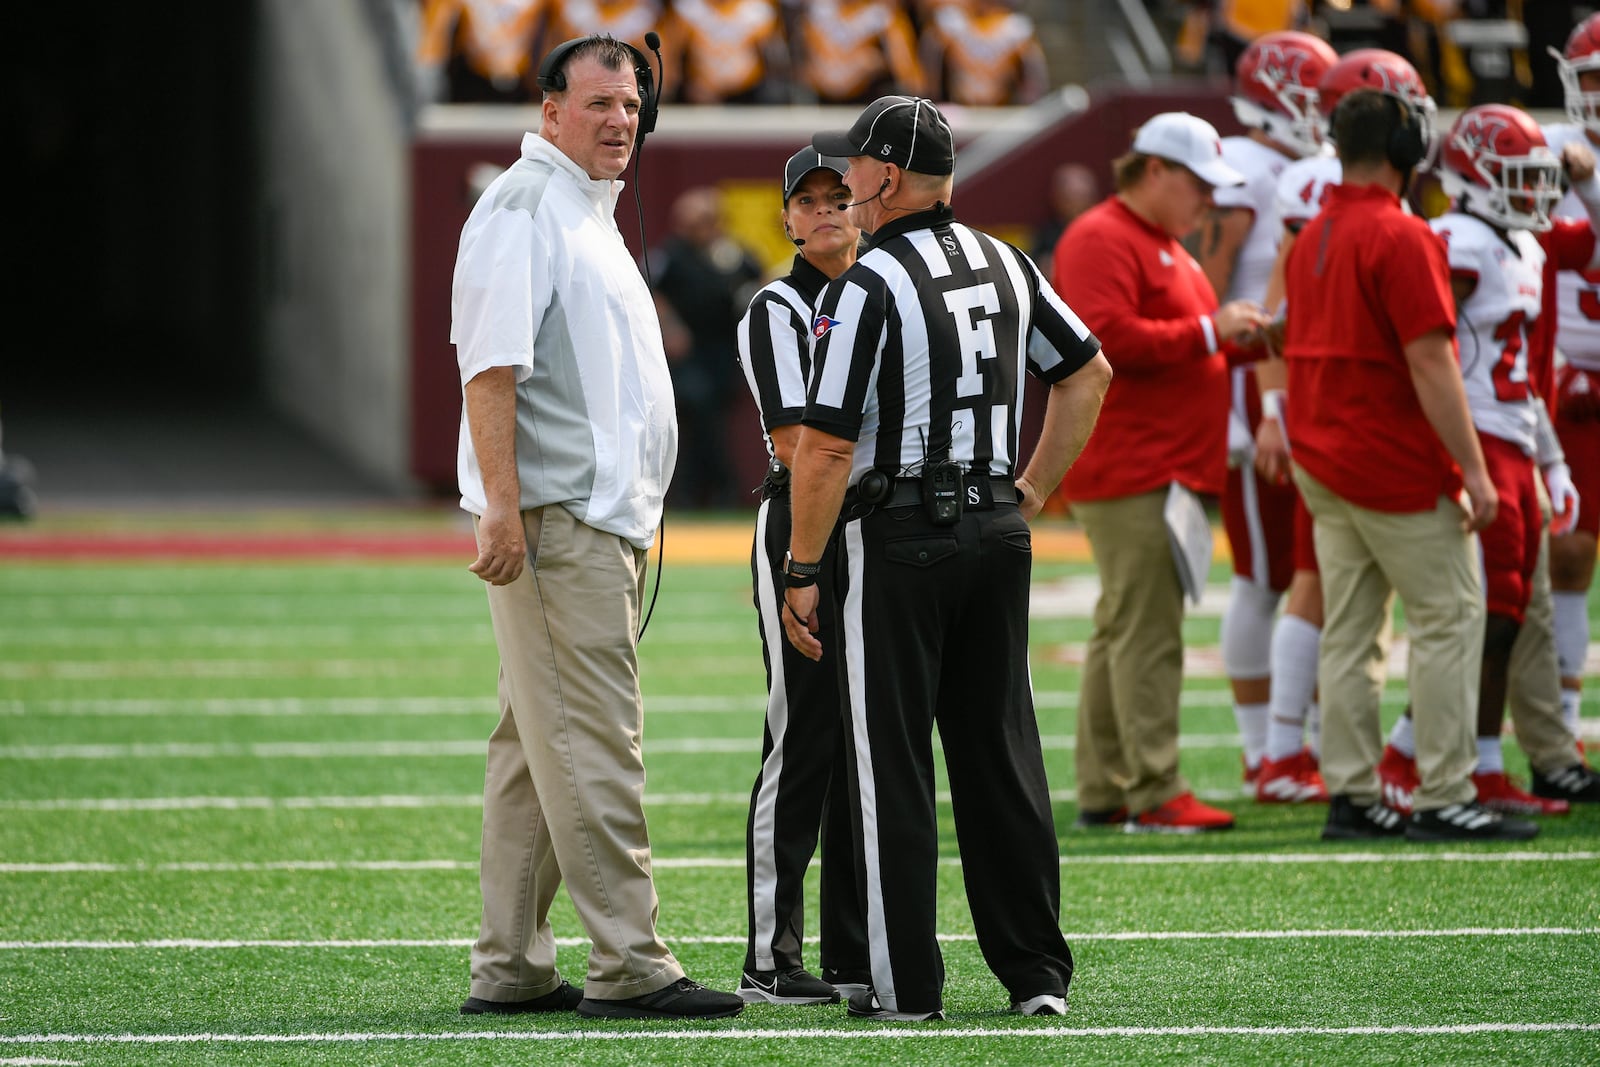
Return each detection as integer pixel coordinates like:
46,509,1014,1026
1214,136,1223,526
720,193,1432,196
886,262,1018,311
1131,112,1245,188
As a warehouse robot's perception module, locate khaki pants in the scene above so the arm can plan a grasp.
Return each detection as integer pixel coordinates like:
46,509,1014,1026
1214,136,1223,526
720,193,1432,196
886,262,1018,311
1295,469,1480,810
469,506,682,1002
1073,490,1191,813
1508,486,1584,772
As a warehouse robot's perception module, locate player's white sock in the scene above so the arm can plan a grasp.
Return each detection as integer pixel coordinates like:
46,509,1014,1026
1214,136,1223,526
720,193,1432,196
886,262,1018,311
1265,614,1319,761
1553,591,1588,677
1222,577,1278,770
1475,736,1504,775
1307,701,1321,760
1235,702,1269,768
1561,687,1582,738
1388,714,1416,758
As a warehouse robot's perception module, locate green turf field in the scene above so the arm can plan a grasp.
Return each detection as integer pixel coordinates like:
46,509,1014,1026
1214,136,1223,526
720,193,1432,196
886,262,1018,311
2,548,1597,1065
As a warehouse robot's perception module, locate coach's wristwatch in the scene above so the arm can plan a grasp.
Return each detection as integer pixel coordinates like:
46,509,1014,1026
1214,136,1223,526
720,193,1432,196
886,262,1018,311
783,551,822,588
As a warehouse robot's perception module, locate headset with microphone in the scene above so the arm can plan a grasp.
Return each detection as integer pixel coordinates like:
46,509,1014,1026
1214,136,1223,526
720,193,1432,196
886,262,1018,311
535,32,663,149
846,177,892,210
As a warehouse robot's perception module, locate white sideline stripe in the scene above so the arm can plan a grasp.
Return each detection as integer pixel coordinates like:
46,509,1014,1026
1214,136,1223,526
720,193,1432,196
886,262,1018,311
0,733,1253,761
4,852,1594,875
8,687,1495,720
0,786,1250,811
2,928,1593,951
0,1058,83,1065
0,1024,1596,1048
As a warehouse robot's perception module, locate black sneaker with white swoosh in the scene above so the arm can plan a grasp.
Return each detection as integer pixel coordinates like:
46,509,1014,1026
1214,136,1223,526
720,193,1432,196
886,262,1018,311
737,966,841,1005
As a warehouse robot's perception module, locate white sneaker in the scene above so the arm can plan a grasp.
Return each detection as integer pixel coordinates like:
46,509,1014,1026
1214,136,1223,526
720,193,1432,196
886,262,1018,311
1011,993,1067,1016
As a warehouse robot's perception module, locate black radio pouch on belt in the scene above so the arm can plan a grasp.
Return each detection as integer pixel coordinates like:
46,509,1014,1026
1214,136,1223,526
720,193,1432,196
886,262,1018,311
922,460,963,526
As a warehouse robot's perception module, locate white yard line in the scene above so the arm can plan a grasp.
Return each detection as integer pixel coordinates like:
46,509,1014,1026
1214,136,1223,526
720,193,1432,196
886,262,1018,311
1,927,1593,952
0,733,1256,760
0,1023,1595,1047
3,852,1594,875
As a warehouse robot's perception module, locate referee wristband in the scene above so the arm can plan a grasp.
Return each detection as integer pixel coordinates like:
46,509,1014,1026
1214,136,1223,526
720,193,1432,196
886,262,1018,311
783,552,822,588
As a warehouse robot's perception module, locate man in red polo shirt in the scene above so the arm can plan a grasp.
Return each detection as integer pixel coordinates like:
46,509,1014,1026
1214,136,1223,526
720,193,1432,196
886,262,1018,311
1284,88,1536,842
1053,112,1269,833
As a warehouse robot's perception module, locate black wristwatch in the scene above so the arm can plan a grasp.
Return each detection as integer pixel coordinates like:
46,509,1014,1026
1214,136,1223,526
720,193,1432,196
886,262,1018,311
783,551,822,588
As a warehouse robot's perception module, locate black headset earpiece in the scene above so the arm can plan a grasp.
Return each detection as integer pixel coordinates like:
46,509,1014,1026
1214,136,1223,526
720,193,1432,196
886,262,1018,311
1384,93,1426,172
536,35,659,139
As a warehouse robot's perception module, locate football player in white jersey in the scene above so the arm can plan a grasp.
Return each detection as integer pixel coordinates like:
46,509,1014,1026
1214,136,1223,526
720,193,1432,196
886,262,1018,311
1427,104,1600,812
1542,14,1600,769
1249,50,1437,805
1196,30,1338,802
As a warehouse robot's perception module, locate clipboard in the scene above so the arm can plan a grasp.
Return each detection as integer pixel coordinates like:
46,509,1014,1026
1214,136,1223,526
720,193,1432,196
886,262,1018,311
1164,481,1213,606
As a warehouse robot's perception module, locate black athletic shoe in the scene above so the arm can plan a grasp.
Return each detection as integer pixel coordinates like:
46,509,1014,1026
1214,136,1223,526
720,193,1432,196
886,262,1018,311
576,977,744,1019
820,967,872,997
737,966,840,1005
1320,795,1406,840
845,990,944,1021
460,981,583,1014
1073,805,1128,828
1531,763,1600,804
1406,802,1539,842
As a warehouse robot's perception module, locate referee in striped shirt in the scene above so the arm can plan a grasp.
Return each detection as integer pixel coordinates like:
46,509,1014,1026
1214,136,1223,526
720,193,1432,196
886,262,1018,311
735,147,870,1006
780,96,1113,1021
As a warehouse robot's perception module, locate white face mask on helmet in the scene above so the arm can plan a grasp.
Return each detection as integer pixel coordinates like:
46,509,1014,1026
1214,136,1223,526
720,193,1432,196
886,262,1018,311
1436,104,1563,233
1229,30,1339,159
1552,14,1600,138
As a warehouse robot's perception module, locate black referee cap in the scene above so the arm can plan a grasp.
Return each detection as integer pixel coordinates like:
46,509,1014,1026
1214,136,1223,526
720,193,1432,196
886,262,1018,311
782,147,849,202
812,96,954,176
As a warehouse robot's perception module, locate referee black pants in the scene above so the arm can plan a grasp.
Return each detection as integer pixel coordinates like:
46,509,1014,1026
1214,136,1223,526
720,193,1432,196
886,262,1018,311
832,498,1072,1014
745,493,869,975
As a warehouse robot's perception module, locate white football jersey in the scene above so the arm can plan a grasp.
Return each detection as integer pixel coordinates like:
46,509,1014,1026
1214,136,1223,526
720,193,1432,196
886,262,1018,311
1213,136,1294,303
1431,211,1545,454
1274,150,1342,233
1542,122,1600,367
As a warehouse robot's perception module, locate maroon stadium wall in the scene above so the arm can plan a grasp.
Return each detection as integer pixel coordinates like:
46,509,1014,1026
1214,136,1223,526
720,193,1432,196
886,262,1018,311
409,85,1236,496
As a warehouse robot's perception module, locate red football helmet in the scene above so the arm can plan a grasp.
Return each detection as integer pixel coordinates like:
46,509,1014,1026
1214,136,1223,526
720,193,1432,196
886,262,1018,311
1315,48,1438,158
1552,13,1600,136
1230,31,1340,158
1437,104,1562,233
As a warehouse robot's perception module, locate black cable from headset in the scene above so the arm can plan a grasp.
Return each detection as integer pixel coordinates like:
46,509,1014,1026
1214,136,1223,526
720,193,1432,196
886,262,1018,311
634,33,666,642
638,515,664,642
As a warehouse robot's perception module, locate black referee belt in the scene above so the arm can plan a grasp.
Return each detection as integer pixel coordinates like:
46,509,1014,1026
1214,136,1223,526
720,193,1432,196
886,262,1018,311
847,474,1018,511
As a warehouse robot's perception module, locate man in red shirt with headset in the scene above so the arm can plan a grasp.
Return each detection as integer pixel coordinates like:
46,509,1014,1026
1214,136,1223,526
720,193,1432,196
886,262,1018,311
1283,87,1536,842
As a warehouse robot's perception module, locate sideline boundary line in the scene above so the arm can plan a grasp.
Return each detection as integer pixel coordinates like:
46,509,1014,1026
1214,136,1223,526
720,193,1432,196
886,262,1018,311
1,1022,1595,1045
3,928,1594,951
4,851,1595,874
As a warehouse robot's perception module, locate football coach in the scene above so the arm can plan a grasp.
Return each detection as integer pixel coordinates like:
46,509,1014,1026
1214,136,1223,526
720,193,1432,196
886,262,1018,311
780,95,1113,1020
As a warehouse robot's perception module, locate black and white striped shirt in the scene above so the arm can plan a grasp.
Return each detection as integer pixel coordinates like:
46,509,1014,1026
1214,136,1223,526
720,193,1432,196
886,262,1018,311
737,255,834,461
803,206,1100,483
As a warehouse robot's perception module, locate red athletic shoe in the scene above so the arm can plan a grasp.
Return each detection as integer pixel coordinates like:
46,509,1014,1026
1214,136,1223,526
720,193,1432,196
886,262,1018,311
1126,792,1235,834
1255,749,1330,804
1473,771,1571,816
1376,745,1419,817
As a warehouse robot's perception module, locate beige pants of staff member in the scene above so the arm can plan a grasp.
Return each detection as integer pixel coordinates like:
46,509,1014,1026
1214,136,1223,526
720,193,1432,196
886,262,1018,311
1073,489,1192,814
1294,469,1481,811
1508,485,1586,773
469,505,683,1003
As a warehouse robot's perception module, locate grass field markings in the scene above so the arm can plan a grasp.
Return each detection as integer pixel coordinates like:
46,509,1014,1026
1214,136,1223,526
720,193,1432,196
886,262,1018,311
0,1057,83,1065
0,690,1247,717
3,927,1595,952
0,660,481,681
0,1024,1597,1049
0,734,1255,761
6,852,1596,875
0,622,748,647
